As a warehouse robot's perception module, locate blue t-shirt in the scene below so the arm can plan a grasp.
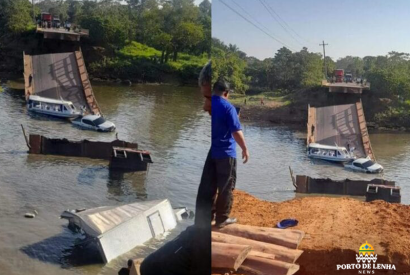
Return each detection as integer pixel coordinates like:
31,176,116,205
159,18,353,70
211,95,242,159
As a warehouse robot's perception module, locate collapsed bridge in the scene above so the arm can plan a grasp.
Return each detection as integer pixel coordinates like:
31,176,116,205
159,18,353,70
307,101,375,161
23,50,101,115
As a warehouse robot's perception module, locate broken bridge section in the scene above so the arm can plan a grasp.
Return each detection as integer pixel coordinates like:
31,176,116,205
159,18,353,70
307,102,375,161
23,50,101,115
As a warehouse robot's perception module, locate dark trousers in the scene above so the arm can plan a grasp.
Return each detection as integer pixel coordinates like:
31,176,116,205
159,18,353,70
195,150,237,226
140,226,209,275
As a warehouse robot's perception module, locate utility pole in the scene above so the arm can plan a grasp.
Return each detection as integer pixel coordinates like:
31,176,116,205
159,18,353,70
32,0,35,23
319,40,328,78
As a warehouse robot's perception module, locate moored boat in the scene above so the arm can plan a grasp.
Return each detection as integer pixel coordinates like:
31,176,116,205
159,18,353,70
27,95,81,118
307,143,355,162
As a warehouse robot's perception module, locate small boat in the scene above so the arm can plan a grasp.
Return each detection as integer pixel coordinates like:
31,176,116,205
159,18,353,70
307,143,355,162
27,95,81,118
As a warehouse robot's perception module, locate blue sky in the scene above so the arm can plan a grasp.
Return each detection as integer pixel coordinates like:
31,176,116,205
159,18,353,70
212,0,410,61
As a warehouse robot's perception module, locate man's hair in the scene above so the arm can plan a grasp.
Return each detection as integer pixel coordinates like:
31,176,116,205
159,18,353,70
213,77,230,96
127,259,133,268
198,61,211,87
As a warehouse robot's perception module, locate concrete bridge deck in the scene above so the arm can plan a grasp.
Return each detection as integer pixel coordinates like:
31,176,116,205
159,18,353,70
322,80,370,94
36,26,89,41
24,50,101,115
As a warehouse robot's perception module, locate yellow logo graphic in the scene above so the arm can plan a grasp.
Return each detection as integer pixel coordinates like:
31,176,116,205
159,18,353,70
359,241,375,256
337,241,396,272
357,241,377,263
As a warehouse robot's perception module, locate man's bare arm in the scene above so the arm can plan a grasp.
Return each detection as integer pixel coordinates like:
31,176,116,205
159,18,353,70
232,130,249,164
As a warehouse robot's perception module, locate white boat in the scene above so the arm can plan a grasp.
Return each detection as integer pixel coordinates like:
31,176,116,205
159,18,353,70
61,199,187,263
307,143,355,162
27,95,81,118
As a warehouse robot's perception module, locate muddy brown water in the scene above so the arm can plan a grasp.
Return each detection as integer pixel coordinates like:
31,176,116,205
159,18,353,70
1,80,410,274
0,81,210,275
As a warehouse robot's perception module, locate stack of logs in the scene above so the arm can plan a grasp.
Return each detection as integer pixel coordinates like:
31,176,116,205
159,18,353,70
129,223,305,275
212,224,305,275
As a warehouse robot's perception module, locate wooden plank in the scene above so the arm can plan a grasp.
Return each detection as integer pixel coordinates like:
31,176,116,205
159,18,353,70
212,242,252,271
241,257,300,275
212,232,303,263
213,224,305,249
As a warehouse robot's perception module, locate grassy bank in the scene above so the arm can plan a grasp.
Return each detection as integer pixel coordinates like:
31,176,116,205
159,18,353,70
87,41,208,84
229,91,291,107
0,34,208,84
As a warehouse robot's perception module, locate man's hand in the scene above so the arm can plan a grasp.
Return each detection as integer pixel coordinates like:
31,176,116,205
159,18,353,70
242,148,249,164
232,130,248,164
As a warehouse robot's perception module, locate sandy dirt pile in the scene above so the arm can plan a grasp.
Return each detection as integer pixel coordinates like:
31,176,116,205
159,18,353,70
230,190,410,275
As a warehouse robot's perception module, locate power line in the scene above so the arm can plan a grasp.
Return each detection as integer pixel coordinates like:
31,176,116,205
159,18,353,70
262,0,315,46
230,0,277,40
258,0,303,47
219,0,295,51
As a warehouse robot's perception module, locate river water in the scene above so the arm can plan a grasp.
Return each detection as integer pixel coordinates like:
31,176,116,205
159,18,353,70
1,80,410,274
237,125,410,204
0,81,210,275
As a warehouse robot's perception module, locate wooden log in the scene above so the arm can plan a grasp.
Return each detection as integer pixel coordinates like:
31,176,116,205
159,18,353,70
213,223,305,249
212,232,303,263
248,250,276,261
212,242,252,271
241,256,300,275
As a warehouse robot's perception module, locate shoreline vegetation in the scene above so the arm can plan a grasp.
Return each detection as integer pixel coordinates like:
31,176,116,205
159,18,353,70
231,89,410,132
0,0,211,85
213,37,410,130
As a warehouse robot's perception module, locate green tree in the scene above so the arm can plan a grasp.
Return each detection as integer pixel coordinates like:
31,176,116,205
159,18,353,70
172,22,203,61
336,56,364,77
212,39,249,93
2,0,34,34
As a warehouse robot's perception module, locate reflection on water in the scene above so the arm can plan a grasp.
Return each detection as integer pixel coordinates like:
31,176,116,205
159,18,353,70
237,125,410,204
0,81,210,274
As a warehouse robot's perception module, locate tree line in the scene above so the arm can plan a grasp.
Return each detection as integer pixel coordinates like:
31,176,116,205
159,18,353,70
212,38,323,94
213,38,410,101
0,0,211,64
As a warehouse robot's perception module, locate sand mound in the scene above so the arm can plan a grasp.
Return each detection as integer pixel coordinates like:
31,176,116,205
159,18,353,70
231,190,410,274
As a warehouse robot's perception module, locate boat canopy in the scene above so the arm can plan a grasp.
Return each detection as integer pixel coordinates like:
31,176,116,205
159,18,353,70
29,95,74,105
308,143,347,150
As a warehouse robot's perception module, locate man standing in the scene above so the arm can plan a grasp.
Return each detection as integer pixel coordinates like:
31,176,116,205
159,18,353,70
211,78,249,228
